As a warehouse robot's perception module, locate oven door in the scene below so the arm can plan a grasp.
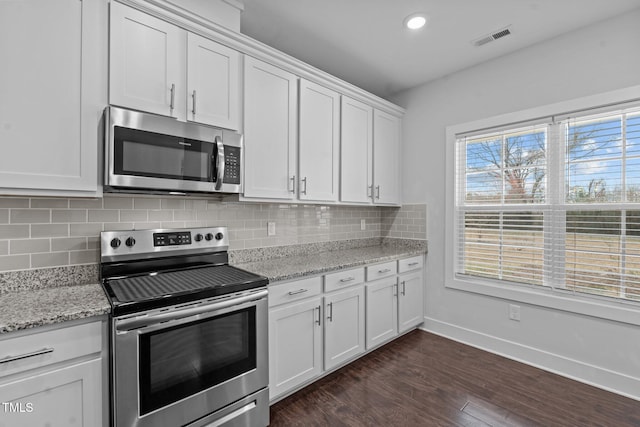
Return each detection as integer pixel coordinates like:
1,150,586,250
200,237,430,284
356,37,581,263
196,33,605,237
112,289,268,427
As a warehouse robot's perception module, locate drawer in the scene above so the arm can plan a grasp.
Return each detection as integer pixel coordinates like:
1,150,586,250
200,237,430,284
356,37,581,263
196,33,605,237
324,267,365,293
398,255,423,273
269,276,323,307
366,261,397,281
0,320,102,379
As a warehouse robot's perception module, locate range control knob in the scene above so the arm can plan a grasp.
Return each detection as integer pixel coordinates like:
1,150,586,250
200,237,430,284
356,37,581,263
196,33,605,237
194,233,204,242
215,232,224,241
125,237,136,248
110,238,121,249
205,233,214,241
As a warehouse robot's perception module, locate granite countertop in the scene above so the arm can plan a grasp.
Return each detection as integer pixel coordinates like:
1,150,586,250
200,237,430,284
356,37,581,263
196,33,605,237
0,238,426,334
0,264,110,334
0,283,110,334
234,240,427,282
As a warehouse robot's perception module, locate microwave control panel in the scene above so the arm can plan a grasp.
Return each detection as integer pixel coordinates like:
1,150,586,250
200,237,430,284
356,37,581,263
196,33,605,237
223,146,241,184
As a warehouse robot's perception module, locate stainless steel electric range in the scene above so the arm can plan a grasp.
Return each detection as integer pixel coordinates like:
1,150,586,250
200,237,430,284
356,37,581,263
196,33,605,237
100,226,269,427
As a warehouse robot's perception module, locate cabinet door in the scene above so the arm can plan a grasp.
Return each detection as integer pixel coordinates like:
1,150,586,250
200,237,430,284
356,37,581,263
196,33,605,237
110,1,186,120
0,358,102,426
0,0,104,195
269,297,322,400
186,33,239,129
340,96,373,203
365,277,398,350
299,79,340,202
398,270,424,333
243,57,298,200
373,109,401,205
324,286,365,370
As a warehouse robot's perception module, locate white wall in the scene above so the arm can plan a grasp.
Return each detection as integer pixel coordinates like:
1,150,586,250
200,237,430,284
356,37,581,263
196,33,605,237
393,9,640,399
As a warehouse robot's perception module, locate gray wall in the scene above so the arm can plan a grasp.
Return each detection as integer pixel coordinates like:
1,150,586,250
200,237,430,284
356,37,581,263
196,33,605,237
393,8,640,399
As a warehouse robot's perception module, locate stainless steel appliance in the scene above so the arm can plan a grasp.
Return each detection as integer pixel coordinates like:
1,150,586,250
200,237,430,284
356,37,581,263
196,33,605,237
100,227,269,427
104,106,243,195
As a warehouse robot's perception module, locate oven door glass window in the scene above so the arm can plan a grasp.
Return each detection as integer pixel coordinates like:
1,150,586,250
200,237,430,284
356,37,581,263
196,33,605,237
138,307,256,415
114,126,213,182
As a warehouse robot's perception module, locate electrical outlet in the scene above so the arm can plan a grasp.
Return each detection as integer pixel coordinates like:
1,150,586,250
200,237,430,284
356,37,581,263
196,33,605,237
509,304,521,321
267,222,276,236
361,219,366,230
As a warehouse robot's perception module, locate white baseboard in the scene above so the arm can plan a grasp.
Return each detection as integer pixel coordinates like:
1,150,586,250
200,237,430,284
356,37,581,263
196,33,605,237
420,316,640,402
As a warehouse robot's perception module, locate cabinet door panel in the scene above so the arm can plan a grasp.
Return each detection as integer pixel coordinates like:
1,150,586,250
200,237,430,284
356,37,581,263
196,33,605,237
398,270,424,333
299,80,340,202
187,33,239,129
0,0,103,194
243,57,298,199
0,358,102,427
340,96,373,203
324,286,365,370
365,278,398,350
269,297,322,400
373,110,401,205
110,2,185,119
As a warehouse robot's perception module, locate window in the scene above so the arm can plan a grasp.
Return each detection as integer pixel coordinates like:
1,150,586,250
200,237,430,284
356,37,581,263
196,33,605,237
455,106,640,303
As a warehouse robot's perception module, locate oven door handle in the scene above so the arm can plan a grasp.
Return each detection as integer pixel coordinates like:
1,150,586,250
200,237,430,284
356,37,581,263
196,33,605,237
115,289,268,332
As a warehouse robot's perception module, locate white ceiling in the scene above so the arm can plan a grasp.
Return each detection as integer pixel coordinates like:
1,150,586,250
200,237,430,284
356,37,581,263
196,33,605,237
240,0,640,100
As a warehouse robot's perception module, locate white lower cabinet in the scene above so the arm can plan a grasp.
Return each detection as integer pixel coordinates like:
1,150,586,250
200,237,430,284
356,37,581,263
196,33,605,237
0,319,106,426
268,257,424,402
324,286,365,370
365,277,399,350
269,295,323,400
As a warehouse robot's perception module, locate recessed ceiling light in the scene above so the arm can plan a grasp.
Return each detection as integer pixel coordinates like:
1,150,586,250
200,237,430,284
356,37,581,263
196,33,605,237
404,13,427,30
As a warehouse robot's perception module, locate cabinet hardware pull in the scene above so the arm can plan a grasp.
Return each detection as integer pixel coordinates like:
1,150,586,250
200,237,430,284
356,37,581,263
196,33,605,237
0,347,54,364
367,185,373,199
401,280,406,296
339,277,355,283
375,185,380,200
408,262,419,266
170,83,176,112
315,305,321,325
393,283,398,297
288,288,308,296
378,268,391,273
301,177,307,195
192,90,197,115
327,302,333,322
290,175,296,193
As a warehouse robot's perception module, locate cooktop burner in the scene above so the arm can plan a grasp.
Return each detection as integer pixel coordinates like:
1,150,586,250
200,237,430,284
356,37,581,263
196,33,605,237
100,227,268,317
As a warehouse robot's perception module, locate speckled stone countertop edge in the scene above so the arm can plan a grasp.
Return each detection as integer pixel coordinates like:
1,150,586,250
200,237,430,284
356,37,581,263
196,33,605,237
0,283,110,335
233,240,427,283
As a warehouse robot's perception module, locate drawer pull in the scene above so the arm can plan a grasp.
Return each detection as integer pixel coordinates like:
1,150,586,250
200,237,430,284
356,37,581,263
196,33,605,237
378,268,391,273
0,347,54,364
339,277,355,283
408,262,419,266
288,288,308,296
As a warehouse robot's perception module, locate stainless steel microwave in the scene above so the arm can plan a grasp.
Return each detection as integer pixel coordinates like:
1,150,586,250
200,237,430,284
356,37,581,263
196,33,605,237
104,106,242,195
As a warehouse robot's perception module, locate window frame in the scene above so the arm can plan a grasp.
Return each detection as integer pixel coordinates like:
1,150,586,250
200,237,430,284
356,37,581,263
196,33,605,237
445,85,640,326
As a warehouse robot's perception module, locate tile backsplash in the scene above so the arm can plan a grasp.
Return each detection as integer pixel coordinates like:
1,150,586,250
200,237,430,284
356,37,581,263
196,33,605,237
0,195,426,272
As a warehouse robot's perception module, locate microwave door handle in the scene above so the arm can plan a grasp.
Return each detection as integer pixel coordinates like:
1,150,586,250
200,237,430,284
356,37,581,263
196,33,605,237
215,135,225,190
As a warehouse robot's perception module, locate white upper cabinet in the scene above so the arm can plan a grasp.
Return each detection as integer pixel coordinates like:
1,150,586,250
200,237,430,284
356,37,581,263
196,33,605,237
298,80,340,202
373,109,401,205
0,0,105,196
340,96,373,204
186,33,239,129
243,57,298,200
110,1,186,120
110,2,239,129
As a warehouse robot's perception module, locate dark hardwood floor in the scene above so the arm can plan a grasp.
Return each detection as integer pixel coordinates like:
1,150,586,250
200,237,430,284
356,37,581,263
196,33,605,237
269,330,640,426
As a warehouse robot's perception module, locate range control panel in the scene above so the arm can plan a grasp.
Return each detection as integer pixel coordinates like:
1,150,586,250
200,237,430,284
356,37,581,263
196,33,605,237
100,227,229,262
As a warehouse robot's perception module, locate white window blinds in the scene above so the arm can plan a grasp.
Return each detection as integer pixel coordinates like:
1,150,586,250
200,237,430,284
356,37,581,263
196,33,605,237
455,106,640,303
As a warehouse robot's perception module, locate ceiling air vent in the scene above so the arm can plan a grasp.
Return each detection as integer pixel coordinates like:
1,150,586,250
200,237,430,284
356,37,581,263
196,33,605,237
472,26,512,47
